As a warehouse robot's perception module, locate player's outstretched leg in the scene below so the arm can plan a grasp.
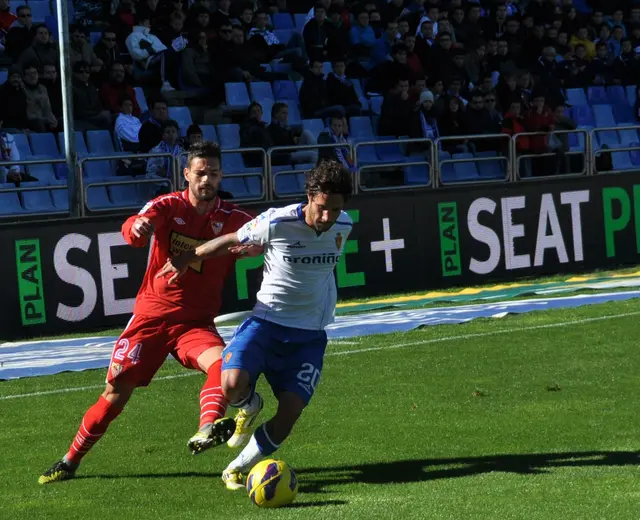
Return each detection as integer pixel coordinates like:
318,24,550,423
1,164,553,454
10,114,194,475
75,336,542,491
38,385,131,484
188,359,236,455
222,392,303,491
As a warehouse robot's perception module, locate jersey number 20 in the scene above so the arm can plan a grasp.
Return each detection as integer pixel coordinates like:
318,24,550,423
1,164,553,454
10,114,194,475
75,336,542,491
297,363,320,392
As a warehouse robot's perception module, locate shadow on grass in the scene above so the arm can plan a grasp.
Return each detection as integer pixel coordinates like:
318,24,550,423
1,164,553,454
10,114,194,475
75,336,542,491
295,451,640,492
285,500,348,508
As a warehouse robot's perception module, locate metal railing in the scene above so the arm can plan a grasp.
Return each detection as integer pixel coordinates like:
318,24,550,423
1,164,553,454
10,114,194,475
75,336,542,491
590,126,640,175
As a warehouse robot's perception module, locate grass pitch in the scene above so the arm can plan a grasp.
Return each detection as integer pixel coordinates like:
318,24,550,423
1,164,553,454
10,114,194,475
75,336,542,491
2,299,640,519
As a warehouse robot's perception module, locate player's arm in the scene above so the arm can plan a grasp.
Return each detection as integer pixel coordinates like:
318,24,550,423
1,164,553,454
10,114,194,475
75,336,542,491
121,199,167,247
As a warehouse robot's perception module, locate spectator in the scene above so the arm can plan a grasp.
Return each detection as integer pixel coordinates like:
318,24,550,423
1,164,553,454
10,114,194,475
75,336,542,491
408,76,427,105
378,76,414,137
350,10,376,58
181,30,214,88
437,96,465,152
607,9,626,37
110,0,137,45
490,39,517,77
184,124,203,150
156,11,189,88
368,19,399,70
146,119,186,178
136,0,160,26
125,14,174,91
368,43,413,95
416,4,440,38
536,45,565,107
612,39,639,85
248,10,306,71
5,5,36,60
326,5,350,62
300,60,345,119
0,129,21,184
237,6,254,33
422,30,453,81
114,95,142,152
501,99,529,165
385,0,405,24
41,63,63,122
610,25,624,58
239,101,273,168
485,3,508,40
303,3,332,63
69,25,104,75
449,50,473,92
188,5,215,40
138,97,168,152
455,5,482,48
549,102,577,174
0,0,17,33
100,62,141,118
268,102,318,166
210,0,231,29
523,91,554,176
404,34,424,78
463,90,501,152
18,24,59,71
317,115,352,169
569,27,596,60
156,0,187,25
411,90,439,146
326,59,362,116
589,42,613,85
521,23,546,68
72,61,113,131
93,29,126,77
0,68,28,131
22,64,57,133
484,91,502,126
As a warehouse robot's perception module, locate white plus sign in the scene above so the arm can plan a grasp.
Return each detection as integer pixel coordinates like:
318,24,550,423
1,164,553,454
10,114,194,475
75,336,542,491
370,218,405,273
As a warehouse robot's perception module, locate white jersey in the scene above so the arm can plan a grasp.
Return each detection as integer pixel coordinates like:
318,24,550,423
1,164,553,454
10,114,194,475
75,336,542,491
236,203,353,330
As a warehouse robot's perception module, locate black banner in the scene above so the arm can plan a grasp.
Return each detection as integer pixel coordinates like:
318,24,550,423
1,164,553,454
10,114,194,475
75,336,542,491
3,173,640,340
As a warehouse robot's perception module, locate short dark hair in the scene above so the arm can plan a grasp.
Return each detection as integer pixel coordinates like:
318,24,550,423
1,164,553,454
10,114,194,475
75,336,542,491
305,160,352,202
150,97,167,109
119,94,133,105
271,101,287,118
248,101,262,115
16,5,30,15
187,140,221,166
161,119,179,132
187,124,203,137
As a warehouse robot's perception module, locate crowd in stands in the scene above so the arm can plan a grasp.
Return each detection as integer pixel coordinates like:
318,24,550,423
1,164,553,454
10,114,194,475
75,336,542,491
0,0,640,196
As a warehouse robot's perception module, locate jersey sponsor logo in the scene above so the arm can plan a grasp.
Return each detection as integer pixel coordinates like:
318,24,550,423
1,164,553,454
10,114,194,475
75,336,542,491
288,241,306,249
169,231,207,273
335,232,343,250
211,221,223,235
282,252,341,264
173,217,186,225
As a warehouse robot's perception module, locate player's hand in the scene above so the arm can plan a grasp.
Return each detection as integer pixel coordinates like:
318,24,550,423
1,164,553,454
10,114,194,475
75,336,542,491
228,244,263,257
155,251,196,284
132,216,154,238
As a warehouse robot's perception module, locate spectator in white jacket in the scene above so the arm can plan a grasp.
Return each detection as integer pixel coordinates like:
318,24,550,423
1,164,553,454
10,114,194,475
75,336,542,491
114,95,142,152
0,130,21,184
125,14,174,92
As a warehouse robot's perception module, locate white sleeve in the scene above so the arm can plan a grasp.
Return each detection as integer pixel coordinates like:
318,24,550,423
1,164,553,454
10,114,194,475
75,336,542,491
9,136,20,173
236,208,275,246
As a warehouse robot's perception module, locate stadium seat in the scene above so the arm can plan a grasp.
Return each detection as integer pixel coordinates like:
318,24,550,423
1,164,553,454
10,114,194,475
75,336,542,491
26,163,56,183
30,1,51,22
12,133,32,156
370,96,383,115
89,32,101,46
85,130,116,178
86,186,113,210
376,136,405,162
565,88,588,106
260,99,274,125
592,104,616,127
50,179,69,210
29,132,59,157
322,62,332,77
302,118,324,139
272,62,292,74
629,143,640,167
475,151,506,179
274,171,303,195
294,163,313,172
217,124,241,149
221,177,249,198
273,29,293,46
44,15,58,36
287,102,302,127
0,183,25,214
20,182,56,212
626,85,636,107
57,131,88,155
596,130,620,148
618,126,640,146
222,153,245,172
294,13,307,30
612,102,635,124
273,80,299,101
134,87,148,113
404,164,429,185
352,139,377,164
249,82,275,103
244,175,262,197
452,153,480,181
438,151,455,182
607,85,627,105
295,79,302,92
168,106,193,129
273,12,294,29
571,105,595,126
224,82,251,110
587,86,607,104
200,125,218,142
0,69,7,85
611,151,635,171
108,176,142,206
349,116,375,140
351,80,369,110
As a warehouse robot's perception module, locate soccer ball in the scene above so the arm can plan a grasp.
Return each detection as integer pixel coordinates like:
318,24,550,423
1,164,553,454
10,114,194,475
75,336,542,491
246,459,299,508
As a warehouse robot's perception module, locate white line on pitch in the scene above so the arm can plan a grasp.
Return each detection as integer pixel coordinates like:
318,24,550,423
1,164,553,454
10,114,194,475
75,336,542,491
1,310,639,401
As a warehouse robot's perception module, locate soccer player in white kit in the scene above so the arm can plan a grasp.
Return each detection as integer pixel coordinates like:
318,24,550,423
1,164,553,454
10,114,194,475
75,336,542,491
156,161,353,489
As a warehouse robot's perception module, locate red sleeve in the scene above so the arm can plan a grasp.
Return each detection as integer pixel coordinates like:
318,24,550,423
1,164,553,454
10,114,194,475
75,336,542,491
226,204,255,232
121,195,174,247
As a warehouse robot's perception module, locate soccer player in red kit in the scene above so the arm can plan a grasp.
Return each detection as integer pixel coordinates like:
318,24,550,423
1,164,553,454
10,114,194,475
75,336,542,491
39,141,255,484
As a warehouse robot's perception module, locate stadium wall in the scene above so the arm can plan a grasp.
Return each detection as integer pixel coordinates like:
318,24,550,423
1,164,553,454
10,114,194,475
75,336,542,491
2,174,640,340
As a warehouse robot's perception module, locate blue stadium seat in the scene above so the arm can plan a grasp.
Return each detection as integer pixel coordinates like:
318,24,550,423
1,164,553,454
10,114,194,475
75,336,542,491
287,102,302,127
294,163,313,171
274,171,303,195
134,87,148,113
12,133,32,156
596,130,620,148
322,62,332,77
566,88,588,106
260,99,274,125
592,104,616,127
225,82,251,110
475,151,505,179
612,151,635,171
86,186,113,210
612,102,635,124
630,143,640,167
273,29,293,45
50,179,69,210
438,151,454,183
587,86,607,104
607,85,627,105
57,131,88,154
222,153,244,172
302,119,324,139
249,82,275,103
221,177,249,198
273,80,298,101
30,1,51,22
26,163,56,183
217,124,241,149
618,126,640,146
272,62,292,74
352,139,377,164
244,176,262,197
376,137,405,162
108,177,143,206
452,153,480,181
370,96,383,115
44,15,58,36
626,85,636,107
571,105,595,126
351,80,369,110
296,79,302,92
0,69,7,85
86,130,115,154
200,125,218,142
294,13,307,30
0,183,25,214
404,164,429,185
349,116,375,140
273,12,294,29
29,133,59,157
89,32,101,46
20,182,56,212
168,106,193,132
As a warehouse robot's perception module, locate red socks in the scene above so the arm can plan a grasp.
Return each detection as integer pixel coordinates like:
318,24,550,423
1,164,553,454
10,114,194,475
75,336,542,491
199,360,227,429
64,396,124,465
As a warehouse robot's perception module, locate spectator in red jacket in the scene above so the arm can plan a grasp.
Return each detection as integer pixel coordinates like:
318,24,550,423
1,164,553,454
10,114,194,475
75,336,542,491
0,0,17,32
100,62,141,119
523,91,554,176
502,99,530,176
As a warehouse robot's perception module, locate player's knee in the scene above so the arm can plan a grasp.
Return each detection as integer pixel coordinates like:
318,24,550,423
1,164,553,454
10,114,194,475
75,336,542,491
222,369,250,402
101,382,134,407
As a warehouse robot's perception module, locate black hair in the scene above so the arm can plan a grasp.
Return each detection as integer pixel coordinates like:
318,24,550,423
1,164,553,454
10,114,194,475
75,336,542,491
187,124,203,137
187,140,221,166
305,160,352,201
161,119,179,132
271,101,288,118
248,101,262,115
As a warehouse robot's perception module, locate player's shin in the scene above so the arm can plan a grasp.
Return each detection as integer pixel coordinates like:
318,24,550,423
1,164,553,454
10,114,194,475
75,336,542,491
226,422,281,473
199,360,227,429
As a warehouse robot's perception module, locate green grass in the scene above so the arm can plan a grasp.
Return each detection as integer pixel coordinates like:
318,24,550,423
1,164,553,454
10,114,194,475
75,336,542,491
2,299,640,519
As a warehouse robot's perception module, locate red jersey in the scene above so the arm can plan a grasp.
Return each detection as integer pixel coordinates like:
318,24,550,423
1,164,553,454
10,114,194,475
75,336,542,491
121,190,253,323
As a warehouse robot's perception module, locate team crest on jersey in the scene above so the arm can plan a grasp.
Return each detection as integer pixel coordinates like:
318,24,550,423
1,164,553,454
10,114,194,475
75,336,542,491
110,362,123,379
335,232,343,250
211,221,224,235
225,352,232,363
169,231,206,273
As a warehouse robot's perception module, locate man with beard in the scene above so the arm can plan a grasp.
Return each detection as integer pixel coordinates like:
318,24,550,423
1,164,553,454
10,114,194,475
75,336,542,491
100,62,141,118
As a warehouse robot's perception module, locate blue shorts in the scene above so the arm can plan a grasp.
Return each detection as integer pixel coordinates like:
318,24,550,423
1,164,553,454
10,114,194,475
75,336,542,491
221,317,328,405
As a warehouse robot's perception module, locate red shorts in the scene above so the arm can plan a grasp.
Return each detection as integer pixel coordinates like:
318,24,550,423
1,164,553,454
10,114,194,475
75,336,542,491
106,315,225,387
